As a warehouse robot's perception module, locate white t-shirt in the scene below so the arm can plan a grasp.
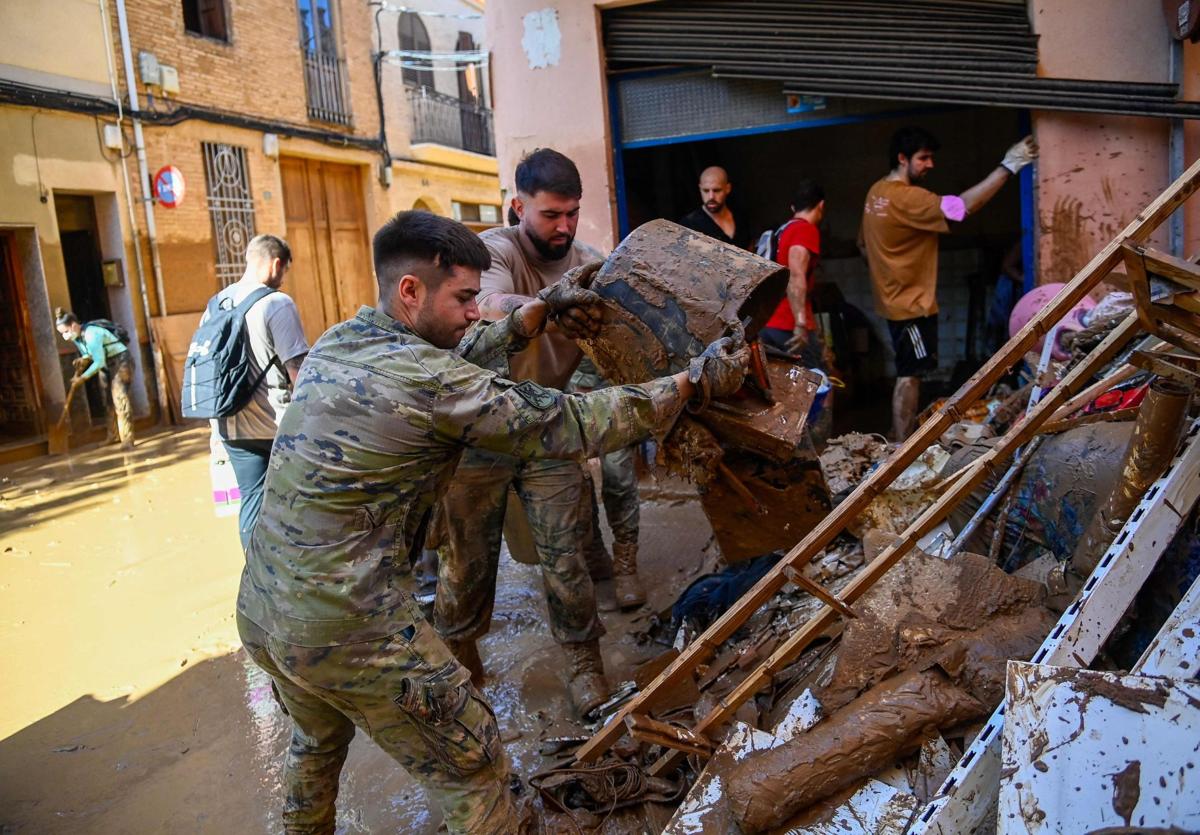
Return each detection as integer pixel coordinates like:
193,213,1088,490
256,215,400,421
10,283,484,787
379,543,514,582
203,280,309,441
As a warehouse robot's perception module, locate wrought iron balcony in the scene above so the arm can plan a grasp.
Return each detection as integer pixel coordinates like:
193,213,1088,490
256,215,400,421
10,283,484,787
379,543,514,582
303,50,352,126
406,85,494,156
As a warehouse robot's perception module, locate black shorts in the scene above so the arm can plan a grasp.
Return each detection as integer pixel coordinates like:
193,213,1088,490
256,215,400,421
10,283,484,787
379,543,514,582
887,315,938,378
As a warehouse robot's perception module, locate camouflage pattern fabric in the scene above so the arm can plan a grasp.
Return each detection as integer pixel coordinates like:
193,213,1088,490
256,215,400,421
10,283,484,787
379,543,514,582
238,305,682,648
99,351,135,445
238,610,515,835
435,450,600,644
570,357,641,556
236,305,685,829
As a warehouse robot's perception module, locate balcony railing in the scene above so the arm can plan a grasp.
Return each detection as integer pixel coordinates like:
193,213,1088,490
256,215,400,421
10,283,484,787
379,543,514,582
303,50,352,126
406,85,494,156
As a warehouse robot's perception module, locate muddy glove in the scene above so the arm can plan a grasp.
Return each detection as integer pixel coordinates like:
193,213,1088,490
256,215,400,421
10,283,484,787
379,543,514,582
1000,136,1038,174
687,335,750,412
72,356,92,374
538,262,604,340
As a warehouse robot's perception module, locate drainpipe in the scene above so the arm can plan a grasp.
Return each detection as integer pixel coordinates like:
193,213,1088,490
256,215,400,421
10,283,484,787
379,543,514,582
99,0,170,423
114,0,167,317
114,0,175,423
1169,39,1185,257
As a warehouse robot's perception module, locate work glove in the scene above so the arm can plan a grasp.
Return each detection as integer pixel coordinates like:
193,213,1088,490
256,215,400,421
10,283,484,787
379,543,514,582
538,261,605,340
687,334,750,412
1000,136,1038,174
72,356,92,374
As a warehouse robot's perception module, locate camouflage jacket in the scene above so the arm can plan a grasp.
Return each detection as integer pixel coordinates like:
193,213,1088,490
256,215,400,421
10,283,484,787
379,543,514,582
237,305,682,646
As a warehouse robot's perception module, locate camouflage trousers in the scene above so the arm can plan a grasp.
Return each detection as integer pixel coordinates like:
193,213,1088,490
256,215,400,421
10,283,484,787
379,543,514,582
98,352,134,446
435,449,601,645
577,446,641,578
237,609,515,834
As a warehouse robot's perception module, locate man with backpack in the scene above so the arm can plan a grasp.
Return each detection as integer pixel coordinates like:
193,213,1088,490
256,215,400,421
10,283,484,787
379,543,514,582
55,309,136,450
191,234,309,548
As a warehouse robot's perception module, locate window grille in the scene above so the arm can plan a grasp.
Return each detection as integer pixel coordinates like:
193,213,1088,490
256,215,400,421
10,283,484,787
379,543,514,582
201,142,257,287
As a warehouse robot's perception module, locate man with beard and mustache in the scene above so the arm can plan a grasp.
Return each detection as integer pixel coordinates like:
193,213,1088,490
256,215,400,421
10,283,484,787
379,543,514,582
433,148,628,719
679,165,749,249
237,209,750,833
860,127,1036,441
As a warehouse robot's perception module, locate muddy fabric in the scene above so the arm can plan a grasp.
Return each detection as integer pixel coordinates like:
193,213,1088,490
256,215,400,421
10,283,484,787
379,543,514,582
726,668,985,832
238,305,684,648
238,611,515,835
98,351,134,446
477,225,604,391
435,450,600,644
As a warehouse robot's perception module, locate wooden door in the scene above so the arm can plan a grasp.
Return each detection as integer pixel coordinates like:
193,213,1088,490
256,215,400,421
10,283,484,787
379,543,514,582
0,232,45,439
279,157,372,343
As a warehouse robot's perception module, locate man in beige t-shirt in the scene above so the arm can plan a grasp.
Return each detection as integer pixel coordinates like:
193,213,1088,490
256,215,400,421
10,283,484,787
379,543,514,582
860,126,1036,440
435,149,619,718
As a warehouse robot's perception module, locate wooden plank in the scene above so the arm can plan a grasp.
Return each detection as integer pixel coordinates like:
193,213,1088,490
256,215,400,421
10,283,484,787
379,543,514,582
646,314,1142,776
625,713,712,757
573,156,1200,766
781,564,859,619
1138,246,1200,292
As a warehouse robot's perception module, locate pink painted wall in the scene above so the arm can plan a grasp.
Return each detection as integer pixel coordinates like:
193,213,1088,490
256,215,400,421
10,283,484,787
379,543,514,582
1030,0,1175,288
485,1,623,251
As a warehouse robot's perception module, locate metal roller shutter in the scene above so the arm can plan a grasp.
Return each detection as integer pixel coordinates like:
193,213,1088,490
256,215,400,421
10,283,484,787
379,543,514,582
603,0,1200,119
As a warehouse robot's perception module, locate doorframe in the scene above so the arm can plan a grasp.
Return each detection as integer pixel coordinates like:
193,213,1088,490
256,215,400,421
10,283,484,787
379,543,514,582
0,229,48,435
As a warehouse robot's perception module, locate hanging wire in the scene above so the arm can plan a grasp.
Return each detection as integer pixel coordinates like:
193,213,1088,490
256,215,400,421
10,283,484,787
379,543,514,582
384,49,487,62
369,1,483,19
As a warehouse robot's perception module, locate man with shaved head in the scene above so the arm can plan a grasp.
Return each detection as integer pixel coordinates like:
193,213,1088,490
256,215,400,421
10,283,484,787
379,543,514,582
679,165,750,249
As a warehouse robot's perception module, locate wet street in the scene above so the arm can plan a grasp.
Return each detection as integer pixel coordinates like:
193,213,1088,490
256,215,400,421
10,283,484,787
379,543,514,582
0,428,713,833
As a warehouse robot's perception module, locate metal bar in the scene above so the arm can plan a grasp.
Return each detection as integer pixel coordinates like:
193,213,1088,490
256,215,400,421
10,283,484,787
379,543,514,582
574,155,1200,766
913,418,1200,834
948,437,1043,556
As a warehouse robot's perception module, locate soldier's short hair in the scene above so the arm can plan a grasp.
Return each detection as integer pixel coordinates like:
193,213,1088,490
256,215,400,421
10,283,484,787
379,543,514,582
515,148,582,199
246,234,292,267
373,210,491,293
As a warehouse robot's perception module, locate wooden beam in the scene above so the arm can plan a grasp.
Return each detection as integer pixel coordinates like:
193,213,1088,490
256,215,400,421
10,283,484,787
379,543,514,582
782,564,859,619
573,156,1200,766
624,713,712,757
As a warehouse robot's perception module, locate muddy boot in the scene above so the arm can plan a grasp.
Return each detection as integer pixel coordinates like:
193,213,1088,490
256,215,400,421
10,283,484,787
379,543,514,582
446,638,485,687
564,639,611,719
611,541,646,609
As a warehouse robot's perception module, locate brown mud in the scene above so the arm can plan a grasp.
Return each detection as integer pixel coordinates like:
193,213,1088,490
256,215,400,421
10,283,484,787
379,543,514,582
0,428,716,833
723,551,1055,831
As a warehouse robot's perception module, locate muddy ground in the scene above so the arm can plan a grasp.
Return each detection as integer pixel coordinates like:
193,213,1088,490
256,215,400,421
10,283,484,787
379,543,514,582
0,428,715,833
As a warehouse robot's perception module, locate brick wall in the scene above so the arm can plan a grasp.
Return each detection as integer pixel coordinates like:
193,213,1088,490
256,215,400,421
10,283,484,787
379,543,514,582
116,0,379,138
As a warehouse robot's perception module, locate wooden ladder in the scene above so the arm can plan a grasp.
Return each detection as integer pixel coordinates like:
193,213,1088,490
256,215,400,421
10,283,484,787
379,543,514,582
576,156,1200,777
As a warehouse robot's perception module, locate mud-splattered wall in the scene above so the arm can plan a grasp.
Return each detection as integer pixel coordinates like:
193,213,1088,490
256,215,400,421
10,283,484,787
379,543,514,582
1030,0,1176,288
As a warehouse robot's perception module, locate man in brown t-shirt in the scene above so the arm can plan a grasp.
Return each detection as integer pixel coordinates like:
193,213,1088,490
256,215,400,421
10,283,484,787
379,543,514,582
860,127,1036,440
435,149,618,718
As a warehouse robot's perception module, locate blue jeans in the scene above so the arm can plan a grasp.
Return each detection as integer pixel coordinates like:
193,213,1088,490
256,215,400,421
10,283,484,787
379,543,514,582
223,438,274,550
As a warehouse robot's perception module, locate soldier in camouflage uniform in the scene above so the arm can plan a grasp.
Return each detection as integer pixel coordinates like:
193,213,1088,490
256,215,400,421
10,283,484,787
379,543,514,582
570,356,646,610
237,210,748,833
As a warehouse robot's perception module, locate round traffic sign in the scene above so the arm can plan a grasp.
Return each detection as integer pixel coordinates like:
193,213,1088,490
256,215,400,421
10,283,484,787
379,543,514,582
153,165,186,208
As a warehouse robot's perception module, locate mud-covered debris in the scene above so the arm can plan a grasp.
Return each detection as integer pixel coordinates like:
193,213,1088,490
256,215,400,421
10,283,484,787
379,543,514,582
818,432,891,497
849,444,952,538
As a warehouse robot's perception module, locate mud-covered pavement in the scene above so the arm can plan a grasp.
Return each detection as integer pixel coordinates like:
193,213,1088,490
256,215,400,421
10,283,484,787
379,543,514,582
0,428,714,833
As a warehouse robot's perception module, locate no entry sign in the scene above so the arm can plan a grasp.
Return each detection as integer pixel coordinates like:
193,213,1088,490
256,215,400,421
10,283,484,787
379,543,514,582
153,165,186,208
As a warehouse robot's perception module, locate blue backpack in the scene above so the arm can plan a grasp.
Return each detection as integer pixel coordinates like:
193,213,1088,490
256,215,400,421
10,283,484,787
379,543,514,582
181,287,282,419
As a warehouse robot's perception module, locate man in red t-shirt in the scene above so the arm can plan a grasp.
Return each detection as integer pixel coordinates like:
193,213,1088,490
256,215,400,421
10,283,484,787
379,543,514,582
760,180,825,370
